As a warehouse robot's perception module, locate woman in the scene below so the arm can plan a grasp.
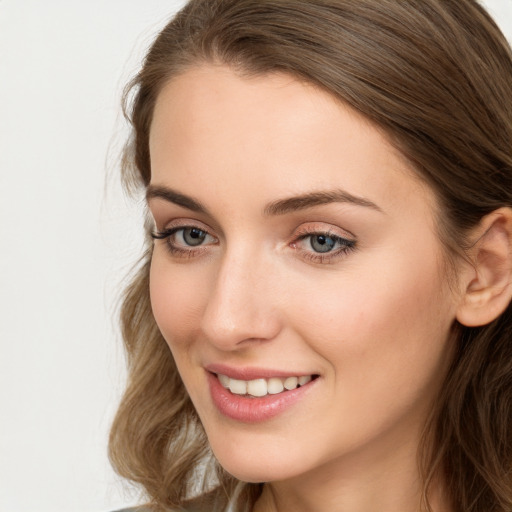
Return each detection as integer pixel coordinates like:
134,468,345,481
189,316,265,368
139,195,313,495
109,1,512,511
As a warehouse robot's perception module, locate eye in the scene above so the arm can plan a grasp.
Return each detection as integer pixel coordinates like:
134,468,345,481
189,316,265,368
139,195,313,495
151,224,217,257
177,227,210,246
291,227,356,264
308,234,338,253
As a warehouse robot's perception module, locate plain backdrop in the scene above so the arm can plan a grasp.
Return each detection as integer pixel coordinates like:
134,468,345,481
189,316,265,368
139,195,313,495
0,1,511,511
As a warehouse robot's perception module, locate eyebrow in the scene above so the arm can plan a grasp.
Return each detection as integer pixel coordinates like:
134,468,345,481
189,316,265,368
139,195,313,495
146,185,382,216
264,189,382,215
146,185,210,215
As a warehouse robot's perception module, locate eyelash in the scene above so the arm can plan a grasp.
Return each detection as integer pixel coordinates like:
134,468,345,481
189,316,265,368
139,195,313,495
150,225,356,264
292,227,356,264
151,226,216,258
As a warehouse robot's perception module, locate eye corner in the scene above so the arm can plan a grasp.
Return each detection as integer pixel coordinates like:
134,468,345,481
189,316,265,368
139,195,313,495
150,229,170,240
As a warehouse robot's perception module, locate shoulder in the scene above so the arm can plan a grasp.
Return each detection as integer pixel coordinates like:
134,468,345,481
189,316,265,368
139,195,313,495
110,508,154,512
110,492,228,512
181,490,229,511
111,509,151,512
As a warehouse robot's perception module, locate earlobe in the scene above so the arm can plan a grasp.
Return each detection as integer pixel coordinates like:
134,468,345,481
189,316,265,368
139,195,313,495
456,208,512,327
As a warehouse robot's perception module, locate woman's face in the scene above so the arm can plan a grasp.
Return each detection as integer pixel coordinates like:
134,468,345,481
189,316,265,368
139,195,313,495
148,66,461,484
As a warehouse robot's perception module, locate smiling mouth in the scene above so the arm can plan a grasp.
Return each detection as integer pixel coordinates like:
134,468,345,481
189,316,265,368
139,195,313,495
215,373,318,398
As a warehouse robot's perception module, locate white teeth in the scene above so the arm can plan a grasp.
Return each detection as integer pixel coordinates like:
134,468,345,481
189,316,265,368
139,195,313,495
247,379,267,397
267,377,284,395
218,373,314,397
229,378,247,395
298,375,312,386
218,373,230,388
284,376,298,390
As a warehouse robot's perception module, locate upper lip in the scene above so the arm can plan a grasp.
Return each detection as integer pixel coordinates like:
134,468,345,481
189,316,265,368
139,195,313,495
205,363,317,381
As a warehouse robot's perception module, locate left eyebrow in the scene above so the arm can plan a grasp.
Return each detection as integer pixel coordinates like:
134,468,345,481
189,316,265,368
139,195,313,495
264,189,383,216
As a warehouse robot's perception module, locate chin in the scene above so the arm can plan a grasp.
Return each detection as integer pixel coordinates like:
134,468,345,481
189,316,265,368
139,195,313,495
207,433,310,484
217,457,296,484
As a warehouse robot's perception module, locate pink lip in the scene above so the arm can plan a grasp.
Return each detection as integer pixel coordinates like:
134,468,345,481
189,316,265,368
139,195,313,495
205,363,314,380
206,369,318,423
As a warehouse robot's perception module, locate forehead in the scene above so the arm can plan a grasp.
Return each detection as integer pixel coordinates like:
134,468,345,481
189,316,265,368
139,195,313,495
149,65,435,219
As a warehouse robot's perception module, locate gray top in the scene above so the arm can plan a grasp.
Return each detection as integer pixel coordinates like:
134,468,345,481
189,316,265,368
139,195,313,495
111,485,250,512
111,493,233,512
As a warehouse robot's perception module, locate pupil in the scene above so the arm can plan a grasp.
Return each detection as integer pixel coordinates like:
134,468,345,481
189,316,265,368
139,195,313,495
311,235,335,253
184,228,206,246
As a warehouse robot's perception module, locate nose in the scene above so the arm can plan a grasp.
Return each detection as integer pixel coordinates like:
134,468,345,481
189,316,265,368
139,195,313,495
199,248,282,350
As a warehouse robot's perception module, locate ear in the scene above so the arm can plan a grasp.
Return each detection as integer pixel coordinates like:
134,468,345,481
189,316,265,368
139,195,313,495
456,207,512,327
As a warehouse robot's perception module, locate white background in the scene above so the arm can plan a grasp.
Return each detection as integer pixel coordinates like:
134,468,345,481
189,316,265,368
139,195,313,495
0,1,510,511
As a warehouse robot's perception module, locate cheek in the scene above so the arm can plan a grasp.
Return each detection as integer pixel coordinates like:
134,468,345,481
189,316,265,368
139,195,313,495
149,252,208,348
286,246,455,397
277,253,456,453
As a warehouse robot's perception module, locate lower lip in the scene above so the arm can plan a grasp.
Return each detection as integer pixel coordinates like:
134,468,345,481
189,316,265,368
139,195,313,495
207,372,317,423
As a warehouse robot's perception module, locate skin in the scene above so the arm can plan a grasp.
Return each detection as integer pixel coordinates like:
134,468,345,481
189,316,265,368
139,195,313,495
147,65,463,512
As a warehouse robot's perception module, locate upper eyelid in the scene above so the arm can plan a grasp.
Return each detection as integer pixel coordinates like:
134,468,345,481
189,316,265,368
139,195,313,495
292,222,357,240
152,218,356,242
148,195,362,234
295,232,354,244
152,225,217,241
293,231,356,248
152,217,215,233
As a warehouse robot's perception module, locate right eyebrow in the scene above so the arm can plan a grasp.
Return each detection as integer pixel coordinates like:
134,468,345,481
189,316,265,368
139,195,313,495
146,185,210,215
263,189,383,216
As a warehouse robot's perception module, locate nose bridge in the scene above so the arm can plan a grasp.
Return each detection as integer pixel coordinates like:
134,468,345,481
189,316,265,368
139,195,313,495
200,242,280,348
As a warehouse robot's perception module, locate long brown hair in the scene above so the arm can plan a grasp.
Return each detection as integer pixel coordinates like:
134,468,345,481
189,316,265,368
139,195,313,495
109,1,512,510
